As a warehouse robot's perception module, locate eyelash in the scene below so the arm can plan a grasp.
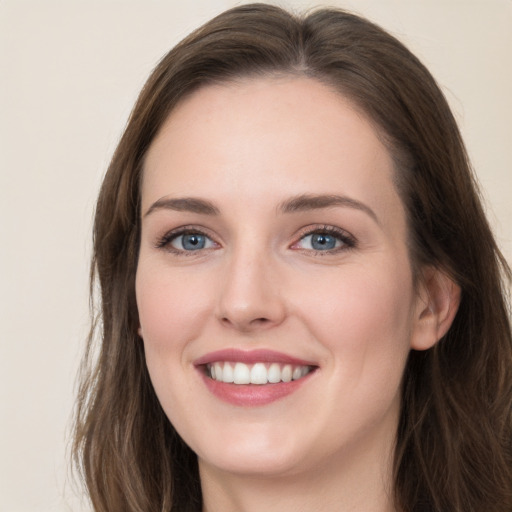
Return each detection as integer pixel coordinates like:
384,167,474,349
155,224,357,255
155,226,218,255
292,225,357,255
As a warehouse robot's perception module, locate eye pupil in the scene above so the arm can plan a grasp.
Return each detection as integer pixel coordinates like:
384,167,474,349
182,234,205,250
311,233,336,250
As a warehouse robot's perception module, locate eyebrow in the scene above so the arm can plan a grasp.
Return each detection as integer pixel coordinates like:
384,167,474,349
143,193,378,223
279,194,379,224
144,197,220,217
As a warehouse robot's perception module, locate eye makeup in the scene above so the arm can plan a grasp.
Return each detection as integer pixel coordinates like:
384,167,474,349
153,222,357,257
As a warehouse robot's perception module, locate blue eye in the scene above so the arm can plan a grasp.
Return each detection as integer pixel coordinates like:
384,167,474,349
309,233,338,250
169,232,215,251
294,228,355,253
299,233,341,251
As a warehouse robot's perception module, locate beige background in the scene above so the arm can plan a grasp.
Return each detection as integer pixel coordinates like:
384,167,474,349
1,1,510,510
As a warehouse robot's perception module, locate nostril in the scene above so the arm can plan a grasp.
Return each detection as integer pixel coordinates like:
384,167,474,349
252,317,270,324
220,316,272,331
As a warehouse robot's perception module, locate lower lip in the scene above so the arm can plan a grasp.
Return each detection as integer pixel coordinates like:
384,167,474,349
199,371,312,406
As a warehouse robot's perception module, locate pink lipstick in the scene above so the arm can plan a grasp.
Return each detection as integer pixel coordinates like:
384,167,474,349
195,349,317,406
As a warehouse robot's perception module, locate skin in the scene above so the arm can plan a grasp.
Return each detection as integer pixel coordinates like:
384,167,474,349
136,76,459,512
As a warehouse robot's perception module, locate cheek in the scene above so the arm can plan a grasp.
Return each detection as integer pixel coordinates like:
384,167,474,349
297,262,415,371
135,264,213,422
291,262,415,447
136,264,213,351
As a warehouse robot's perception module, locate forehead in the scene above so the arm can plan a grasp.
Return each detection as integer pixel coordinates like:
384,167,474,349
142,76,401,219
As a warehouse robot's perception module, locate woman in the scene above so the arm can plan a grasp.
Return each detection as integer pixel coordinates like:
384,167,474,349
73,4,512,511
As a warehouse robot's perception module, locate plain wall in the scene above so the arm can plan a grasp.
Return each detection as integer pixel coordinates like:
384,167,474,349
1,1,510,510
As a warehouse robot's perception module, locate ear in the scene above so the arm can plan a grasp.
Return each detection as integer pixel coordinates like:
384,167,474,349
137,326,143,338
410,267,461,351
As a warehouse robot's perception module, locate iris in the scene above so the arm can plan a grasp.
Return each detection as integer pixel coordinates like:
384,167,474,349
181,233,206,250
310,233,337,250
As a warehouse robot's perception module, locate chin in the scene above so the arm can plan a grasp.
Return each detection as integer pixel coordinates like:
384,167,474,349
199,445,306,478
192,423,313,477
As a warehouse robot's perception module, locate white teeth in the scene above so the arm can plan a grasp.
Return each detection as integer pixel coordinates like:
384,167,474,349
250,363,268,384
233,362,251,384
281,364,292,382
207,361,313,385
268,363,281,383
222,362,234,383
214,362,223,381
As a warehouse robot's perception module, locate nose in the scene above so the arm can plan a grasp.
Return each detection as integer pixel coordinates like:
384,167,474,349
215,248,286,333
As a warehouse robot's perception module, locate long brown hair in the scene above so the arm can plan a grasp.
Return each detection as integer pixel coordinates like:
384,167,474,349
73,4,512,511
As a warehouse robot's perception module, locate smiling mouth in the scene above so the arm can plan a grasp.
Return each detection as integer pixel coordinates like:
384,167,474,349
205,362,316,385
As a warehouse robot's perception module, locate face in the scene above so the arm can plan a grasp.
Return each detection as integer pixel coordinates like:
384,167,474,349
136,77,426,480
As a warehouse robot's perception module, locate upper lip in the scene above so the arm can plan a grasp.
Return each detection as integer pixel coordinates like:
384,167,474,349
194,348,317,367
